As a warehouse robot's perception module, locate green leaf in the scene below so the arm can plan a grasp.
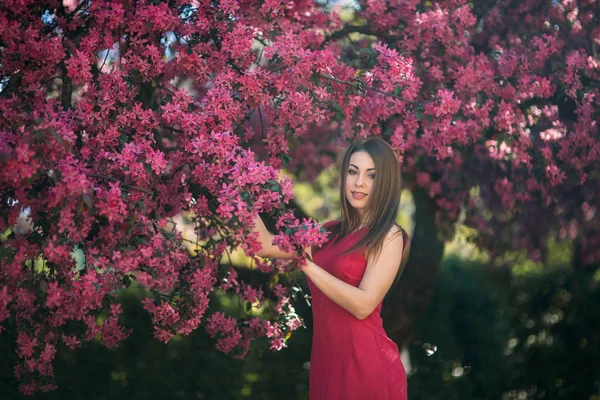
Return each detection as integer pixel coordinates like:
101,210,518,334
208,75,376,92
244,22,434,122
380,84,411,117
415,109,424,121
0,246,14,263
280,154,292,168
49,130,63,144
82,193,93,208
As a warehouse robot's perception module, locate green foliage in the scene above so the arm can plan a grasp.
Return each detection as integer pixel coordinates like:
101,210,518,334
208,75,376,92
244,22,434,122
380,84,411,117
408,256,511,399
408,255,600,400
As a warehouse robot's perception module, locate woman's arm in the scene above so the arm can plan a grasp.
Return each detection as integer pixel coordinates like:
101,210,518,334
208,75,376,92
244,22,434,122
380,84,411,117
300,228,404,320
252,214,295,259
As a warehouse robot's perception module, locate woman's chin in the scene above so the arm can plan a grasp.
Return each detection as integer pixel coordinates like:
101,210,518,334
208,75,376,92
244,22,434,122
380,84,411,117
349,204,367,215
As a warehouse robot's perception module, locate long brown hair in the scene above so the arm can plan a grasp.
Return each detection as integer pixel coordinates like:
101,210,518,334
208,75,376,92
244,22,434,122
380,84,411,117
329,137,406,261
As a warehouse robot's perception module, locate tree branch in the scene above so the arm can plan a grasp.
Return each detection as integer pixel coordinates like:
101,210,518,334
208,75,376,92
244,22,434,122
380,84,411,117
66,0,90,21
320,24,375,48
257,106,266,137
88,174,153,194
61,62,73,110
318,73,417,104
0,71,23,98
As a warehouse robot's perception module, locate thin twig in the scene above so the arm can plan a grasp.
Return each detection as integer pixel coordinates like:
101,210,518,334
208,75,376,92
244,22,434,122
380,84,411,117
369,87,415,103
318,73,416,104
158,84,176,96
160,124,184,133
98,48,111,72
118,26,123,70
257,106,266,137
88,174,152,194
269,65,287,74
319,24,376,48
66,0,89,21
43,76,64,86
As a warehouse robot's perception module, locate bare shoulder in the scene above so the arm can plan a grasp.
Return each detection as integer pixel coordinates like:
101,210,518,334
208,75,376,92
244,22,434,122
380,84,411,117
384,224,404,245
365,224,405,265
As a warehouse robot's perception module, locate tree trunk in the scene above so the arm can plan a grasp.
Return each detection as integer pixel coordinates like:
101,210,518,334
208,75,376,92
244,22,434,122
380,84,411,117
382,186,445,348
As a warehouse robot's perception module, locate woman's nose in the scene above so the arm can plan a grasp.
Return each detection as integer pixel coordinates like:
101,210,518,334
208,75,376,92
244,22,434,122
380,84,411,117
356,174,365,187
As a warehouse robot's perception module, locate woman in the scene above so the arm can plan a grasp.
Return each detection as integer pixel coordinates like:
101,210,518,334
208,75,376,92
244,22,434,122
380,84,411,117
253,137,409,399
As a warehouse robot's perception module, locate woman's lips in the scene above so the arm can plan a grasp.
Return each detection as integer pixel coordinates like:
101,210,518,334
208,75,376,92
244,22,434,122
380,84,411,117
352,192,367,199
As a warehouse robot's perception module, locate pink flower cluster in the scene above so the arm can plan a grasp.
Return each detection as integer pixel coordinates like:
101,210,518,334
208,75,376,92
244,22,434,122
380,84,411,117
271,212,330,261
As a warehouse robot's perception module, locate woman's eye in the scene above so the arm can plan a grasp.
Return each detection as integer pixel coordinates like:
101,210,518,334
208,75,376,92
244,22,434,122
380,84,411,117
348,170,357,175
368,174,375,179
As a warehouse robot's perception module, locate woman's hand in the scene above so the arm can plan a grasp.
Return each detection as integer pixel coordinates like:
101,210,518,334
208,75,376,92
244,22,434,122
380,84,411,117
298,258,316,273
252,215,295,259
296,246,314,272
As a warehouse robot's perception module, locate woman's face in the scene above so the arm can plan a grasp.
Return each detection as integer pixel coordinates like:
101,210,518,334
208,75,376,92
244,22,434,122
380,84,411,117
345,151,375,218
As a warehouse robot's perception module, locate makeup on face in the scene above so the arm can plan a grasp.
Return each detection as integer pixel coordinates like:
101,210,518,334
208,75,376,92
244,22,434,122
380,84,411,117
345,151,376,214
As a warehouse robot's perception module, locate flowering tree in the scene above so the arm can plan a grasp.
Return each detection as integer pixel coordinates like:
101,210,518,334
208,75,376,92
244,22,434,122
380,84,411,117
0,0,454,394
1,0,598,394
318,0,599,346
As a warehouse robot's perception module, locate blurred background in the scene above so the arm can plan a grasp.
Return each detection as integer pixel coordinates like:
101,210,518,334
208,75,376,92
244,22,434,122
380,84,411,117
2,165,598,400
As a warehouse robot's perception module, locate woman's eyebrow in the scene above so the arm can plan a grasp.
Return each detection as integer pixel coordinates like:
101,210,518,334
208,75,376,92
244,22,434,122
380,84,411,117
349,164,376,171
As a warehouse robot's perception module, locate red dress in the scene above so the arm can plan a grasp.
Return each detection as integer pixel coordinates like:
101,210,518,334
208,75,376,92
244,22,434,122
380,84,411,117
307,221,409,400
